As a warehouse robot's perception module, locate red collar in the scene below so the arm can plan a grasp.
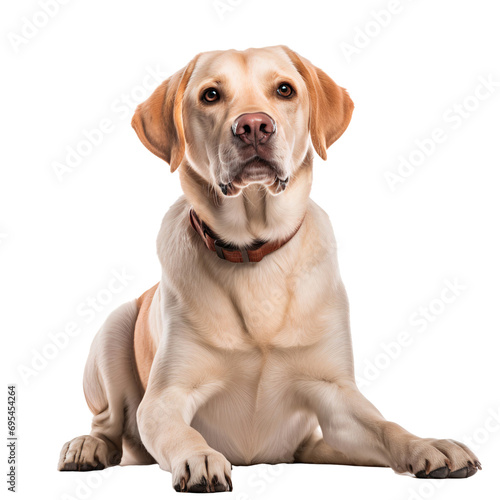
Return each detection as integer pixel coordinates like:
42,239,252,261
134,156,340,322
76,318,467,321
189,208,302,263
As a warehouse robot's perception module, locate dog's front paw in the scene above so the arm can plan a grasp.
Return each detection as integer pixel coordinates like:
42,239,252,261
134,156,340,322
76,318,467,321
172,450,232,493
397,438,481,479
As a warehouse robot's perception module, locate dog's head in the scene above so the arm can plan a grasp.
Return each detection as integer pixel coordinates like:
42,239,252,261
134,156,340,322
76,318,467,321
132,46,353,197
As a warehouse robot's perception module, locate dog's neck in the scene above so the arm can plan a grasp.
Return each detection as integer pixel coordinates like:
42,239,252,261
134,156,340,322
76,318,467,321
180,157,313,247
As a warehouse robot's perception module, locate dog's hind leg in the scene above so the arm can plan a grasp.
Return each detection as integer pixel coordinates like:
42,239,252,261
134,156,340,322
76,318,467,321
58,300,150,471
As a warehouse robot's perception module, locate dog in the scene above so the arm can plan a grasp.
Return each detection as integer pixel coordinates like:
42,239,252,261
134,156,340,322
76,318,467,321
58,46,481,492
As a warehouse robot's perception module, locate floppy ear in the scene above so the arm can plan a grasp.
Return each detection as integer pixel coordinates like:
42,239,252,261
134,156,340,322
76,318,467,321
282,47,354,160
131,55,200,172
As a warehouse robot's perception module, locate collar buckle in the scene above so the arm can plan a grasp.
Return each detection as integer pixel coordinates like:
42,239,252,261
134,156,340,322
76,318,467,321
213,240,226,260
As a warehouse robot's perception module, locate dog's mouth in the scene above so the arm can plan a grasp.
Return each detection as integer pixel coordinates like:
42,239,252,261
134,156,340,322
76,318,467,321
219,158,289,197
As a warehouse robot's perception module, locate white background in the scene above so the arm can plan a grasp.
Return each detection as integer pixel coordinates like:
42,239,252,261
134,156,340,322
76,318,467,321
2,0,500,499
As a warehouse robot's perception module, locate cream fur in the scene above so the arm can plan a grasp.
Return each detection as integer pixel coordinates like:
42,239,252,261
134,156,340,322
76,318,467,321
58,47,480,492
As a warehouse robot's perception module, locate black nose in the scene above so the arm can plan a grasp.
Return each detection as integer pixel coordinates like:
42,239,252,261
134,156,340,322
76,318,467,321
232,113,276,147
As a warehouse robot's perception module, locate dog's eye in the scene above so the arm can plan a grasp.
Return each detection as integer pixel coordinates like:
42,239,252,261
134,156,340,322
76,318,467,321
277,83,294,98
202,88,220,103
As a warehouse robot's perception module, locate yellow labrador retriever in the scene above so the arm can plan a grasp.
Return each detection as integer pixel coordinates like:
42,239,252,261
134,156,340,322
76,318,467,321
58,46,481,492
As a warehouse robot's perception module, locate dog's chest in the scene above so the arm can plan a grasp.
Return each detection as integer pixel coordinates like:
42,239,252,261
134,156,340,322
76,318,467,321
182,260,330,349
190,347,316,465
